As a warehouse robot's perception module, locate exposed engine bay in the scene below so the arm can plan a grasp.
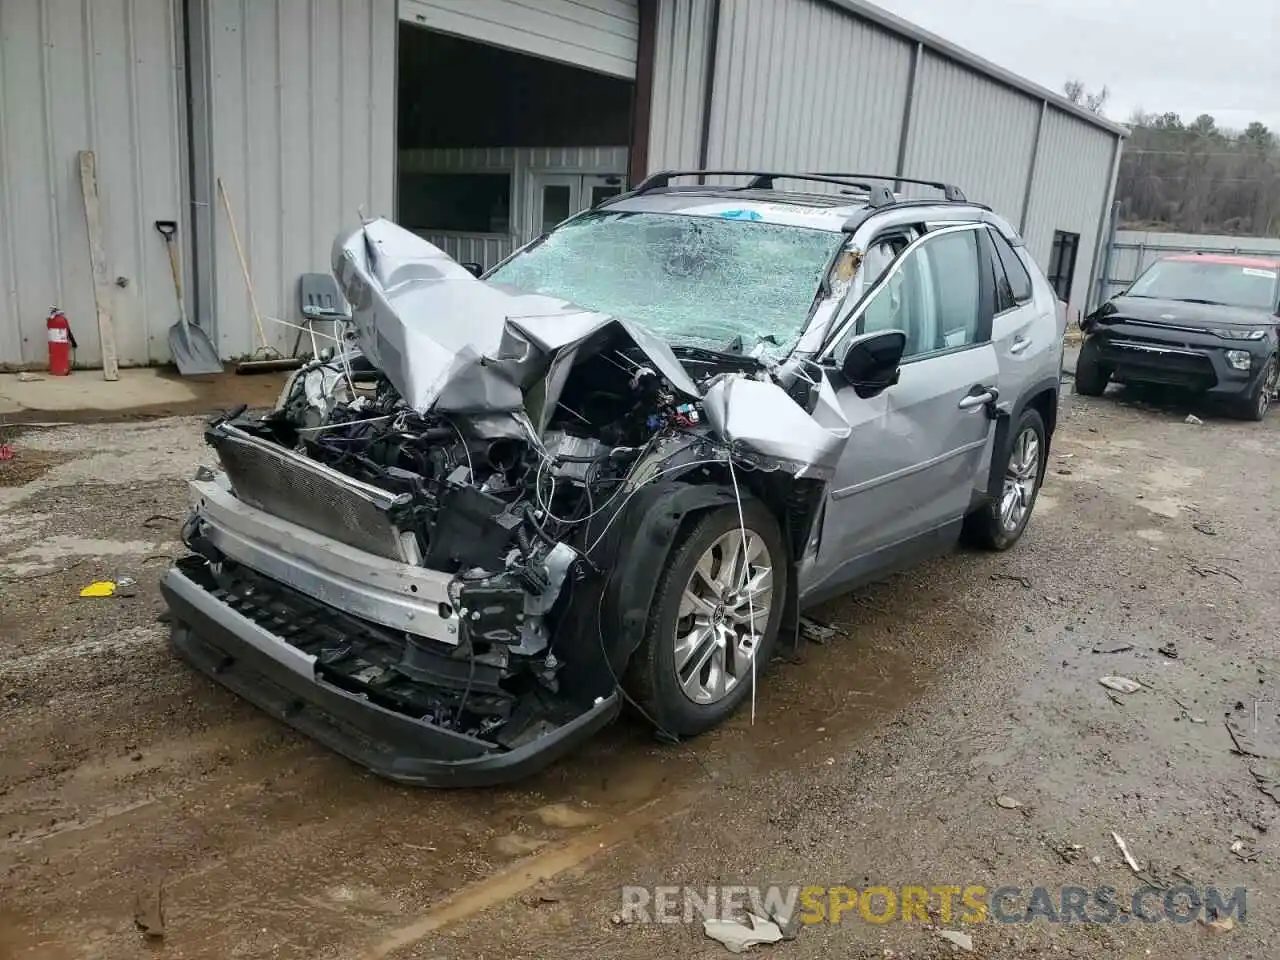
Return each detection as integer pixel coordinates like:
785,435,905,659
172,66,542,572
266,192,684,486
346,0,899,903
175,218,854,763
194,341,745,745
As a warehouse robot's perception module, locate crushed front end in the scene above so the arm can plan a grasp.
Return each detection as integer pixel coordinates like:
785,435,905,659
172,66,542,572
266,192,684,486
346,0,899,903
163,218,850,786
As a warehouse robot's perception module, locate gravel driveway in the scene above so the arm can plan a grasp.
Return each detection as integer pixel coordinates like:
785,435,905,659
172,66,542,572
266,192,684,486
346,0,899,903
1,386,1276,959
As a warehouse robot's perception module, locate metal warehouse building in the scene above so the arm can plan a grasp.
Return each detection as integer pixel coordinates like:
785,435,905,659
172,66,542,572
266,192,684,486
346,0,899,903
0,0,1126,370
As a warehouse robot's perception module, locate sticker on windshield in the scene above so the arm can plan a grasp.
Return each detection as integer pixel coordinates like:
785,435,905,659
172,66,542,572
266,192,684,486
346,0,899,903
718,209,763,221
1243,267,1277,279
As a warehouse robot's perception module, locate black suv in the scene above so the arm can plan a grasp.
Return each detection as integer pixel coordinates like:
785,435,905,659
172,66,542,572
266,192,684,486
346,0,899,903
1076,253,1280,420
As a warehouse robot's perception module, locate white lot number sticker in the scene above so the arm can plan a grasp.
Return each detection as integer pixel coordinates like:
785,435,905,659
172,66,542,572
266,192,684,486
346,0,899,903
1243,267,1277,279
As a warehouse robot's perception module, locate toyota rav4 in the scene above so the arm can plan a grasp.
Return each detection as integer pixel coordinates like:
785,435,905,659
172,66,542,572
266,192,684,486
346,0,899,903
163,171,1065,786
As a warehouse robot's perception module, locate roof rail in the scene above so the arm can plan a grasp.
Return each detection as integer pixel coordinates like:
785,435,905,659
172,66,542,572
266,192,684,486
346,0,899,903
812,173,967,203
631,169,969,209
632,170,895,206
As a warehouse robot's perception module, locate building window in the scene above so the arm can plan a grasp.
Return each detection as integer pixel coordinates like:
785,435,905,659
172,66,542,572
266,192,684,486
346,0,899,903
398,173,511,234
1047,231,1080,302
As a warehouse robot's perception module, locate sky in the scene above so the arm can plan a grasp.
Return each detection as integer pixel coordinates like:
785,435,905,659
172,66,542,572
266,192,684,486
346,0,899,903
871,0,1280,133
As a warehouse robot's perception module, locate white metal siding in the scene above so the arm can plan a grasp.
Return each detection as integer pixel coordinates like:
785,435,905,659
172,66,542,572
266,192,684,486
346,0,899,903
399,146,629,174
646,0,715,172
400,0,639,79
1102,231,1280,303
399,145,627,251
205,0,396,360
418,232,516,268
703,0,912,178
902,51,1039,220
0,0,186,369
1021,107,1117,319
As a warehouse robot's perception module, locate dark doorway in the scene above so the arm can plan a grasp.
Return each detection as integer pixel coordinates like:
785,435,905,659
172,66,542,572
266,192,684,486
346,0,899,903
398,27,633,151
395,25,634,270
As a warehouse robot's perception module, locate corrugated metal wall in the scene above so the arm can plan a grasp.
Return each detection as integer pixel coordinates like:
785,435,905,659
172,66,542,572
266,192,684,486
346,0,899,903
646,0,715,170
0,0,187,369
1100,230,1280,302
702,0,912,177
400,0,639,79
399,146,630,174
204,0,396,360
646,0,1123,318
1022,108,1118,319
901,52,1039,219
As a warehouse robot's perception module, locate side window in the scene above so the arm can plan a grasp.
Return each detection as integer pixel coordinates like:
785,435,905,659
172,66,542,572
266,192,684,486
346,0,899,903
988,227,1033,303
850,228,983,360
984,230,1017,313
923,229,981,350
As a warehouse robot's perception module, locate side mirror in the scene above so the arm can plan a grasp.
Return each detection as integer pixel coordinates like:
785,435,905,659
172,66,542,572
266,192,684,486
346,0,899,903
839,330,906,399
461,261,484,278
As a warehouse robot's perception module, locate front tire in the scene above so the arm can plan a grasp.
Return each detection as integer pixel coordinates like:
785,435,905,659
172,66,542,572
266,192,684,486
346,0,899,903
962,407,1047,551
1231,355,1277,422
1073,338,1111,397
625,501,787,737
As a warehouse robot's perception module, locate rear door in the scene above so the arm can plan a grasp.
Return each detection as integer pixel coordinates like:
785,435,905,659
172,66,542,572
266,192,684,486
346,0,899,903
985,225,1050,405
805,223,1000,596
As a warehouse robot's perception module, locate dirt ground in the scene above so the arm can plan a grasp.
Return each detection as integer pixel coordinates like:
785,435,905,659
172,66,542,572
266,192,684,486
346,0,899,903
1,383,1278,960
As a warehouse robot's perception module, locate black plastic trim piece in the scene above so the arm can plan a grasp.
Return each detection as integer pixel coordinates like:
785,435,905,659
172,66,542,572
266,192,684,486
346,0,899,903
162,567,622,788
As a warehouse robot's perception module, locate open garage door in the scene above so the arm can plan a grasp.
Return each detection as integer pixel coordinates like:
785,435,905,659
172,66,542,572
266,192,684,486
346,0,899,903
400,0,639,78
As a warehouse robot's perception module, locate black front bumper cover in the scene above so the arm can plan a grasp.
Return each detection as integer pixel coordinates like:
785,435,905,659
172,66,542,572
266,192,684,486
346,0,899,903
162,565,621,787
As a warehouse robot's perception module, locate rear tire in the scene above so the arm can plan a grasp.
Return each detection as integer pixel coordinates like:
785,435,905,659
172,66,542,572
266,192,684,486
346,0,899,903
625,501,787,737
1231,355,1277,422
1073,338,1111,397
962,407,1047,551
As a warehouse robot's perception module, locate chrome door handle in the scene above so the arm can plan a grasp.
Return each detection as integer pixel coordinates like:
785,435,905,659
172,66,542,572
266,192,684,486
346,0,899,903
1009,335,1031,354
958,390,996,410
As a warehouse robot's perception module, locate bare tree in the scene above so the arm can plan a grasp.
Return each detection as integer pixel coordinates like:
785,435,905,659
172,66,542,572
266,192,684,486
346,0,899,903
1062,79,1110,116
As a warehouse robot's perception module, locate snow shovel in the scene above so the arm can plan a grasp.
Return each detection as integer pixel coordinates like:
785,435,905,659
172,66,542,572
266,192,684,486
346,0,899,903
157,220,222,375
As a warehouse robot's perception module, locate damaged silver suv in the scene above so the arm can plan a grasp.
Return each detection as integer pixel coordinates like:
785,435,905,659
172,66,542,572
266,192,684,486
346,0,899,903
163,171,1063,786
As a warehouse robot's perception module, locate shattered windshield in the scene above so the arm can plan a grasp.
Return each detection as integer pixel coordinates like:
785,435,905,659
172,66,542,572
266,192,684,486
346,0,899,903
487,210,844,353
1127,259,1279,312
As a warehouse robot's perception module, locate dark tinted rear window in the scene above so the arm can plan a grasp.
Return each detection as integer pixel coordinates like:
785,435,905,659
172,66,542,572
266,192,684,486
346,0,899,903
988,228,1033,303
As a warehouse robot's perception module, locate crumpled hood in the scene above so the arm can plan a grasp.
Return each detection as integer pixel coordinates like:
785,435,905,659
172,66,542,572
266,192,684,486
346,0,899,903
332,219,699,416
331,218,852,478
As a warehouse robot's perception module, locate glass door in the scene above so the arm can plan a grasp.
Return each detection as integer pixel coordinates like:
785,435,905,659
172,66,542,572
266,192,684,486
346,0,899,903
531,174,627,238
583,174,625,208
533,174,579,236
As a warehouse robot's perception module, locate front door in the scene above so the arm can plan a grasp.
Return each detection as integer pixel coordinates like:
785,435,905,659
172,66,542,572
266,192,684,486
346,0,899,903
804,223,1000,600
531,174,625,238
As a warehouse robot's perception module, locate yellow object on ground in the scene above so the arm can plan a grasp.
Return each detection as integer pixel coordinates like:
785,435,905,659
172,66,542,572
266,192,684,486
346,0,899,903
79,580,116,597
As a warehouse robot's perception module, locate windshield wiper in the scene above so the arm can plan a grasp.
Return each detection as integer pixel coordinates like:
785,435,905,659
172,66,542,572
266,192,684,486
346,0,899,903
1127,294,1228,306
671,343,762,365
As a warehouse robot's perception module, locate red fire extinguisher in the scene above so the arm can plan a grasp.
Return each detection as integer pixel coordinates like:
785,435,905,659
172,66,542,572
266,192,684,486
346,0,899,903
47,307,75,376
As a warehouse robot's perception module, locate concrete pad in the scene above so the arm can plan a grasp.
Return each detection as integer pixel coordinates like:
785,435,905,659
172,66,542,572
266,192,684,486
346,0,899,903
0,367,197,415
